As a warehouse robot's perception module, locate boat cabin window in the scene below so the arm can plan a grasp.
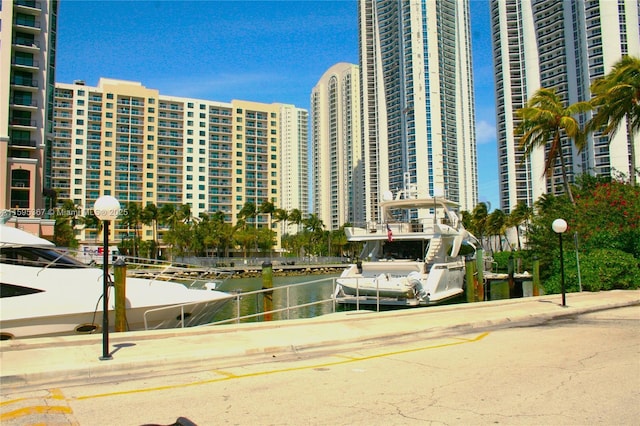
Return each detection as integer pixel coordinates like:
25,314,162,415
382,240,426,260
0,247,87,268
1,283,44,298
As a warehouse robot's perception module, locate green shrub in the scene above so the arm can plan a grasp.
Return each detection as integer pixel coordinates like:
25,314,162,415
491,250,533,273
544,248,639,294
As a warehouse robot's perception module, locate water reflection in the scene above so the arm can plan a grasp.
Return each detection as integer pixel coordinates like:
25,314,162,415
211,274,341,324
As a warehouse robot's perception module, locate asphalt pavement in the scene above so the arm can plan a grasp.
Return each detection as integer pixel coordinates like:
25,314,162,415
1,289,638,392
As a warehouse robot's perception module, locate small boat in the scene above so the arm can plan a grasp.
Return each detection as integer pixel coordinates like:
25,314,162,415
0,223,232,340
335,186,477,306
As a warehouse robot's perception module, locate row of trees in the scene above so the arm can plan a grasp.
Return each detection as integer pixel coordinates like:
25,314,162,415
52,197,337,261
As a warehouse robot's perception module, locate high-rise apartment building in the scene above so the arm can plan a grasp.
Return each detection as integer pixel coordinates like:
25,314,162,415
311,62,362,230
491,0,640,212
51,78,308,245
279,103,309,233
359,0,478,222
0,0,58,232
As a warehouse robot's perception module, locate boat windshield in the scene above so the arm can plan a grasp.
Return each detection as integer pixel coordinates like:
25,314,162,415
381,240,427,260
0,246,89,269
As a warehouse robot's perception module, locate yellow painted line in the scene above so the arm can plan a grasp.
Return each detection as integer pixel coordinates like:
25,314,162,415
0,405,73,422
212,370,239,378
0,397,27,408
49,388,66,400
74,332,490,401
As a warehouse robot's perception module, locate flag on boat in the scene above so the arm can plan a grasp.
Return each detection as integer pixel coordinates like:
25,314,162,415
387,223,393,242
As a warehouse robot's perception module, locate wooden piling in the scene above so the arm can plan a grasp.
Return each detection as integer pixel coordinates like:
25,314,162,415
465,259,477,303
476,248,485,301
262,260,273,321
532,257,541,296
508,253,515,297
113,258,127,332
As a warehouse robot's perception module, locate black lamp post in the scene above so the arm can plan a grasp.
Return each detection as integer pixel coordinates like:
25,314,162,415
552,218,568,307
94,195,121,360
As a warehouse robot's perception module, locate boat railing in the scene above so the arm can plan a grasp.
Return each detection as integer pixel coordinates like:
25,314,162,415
334,276,388,312
120,255,234,287
346,220,441,237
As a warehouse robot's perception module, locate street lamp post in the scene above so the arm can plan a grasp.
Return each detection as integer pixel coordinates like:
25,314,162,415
94,195,121,360
552,218,568,307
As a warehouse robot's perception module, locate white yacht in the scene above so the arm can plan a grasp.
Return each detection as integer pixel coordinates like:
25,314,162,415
0,224,232,340
335,187,477,306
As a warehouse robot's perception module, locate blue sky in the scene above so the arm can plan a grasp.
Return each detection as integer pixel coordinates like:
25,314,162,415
56,0,498,210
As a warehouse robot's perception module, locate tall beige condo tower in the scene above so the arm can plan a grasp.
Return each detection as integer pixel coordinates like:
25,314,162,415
0,0,58,227
311,62,362,230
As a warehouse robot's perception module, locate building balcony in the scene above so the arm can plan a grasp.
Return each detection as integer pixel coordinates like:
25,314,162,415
11,78,38,90
157,187,181,193
157,139,181,147
10,138,37,148
13,18,42,33
9,117,37,128
12,36,40,51
11,58,39,70
157,178,182,184
158,121,183,130
11,98,38,108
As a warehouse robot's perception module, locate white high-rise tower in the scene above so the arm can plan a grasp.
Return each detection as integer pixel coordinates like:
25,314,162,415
491,0,640,212
359,0,478,222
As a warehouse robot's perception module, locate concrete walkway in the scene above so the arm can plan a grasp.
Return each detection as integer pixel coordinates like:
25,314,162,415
1,290,638,392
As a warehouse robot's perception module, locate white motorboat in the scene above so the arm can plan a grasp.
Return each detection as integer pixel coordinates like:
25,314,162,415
335,187,477,306
0,224,232,340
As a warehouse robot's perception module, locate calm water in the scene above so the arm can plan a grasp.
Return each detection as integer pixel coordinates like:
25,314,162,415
208,273,342,324
196,269,486,325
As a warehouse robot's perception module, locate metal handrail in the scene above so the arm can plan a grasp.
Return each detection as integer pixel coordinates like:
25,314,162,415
142,293,237,329
206,277,340,326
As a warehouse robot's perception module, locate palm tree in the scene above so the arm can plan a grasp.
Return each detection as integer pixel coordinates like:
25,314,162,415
589,55,640,185
81,211,102,243
469,202,489,250
273,208,289,247
303,213,325,256
53,199,80,248
259,200,275,229
288,208,303,234
237,201,257,229
515,87,592,204
142,203,159,258
486,209,507,253
507,201,533,251
121,202,143,257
